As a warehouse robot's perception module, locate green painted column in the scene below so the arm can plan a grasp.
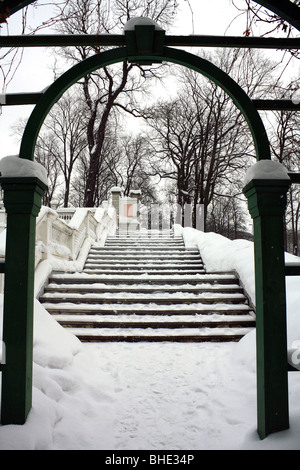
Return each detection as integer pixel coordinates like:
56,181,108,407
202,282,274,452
243,178,291,439
0,177,47,425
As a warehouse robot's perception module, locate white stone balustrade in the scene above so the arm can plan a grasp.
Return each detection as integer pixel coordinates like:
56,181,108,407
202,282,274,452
35,206,116,265
0,204,117,294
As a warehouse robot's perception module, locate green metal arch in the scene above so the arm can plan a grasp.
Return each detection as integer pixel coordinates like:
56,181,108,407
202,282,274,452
19,46,271,161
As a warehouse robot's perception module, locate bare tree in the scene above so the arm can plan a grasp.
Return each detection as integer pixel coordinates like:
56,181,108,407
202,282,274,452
207,194,248,240
0,1,75,92
36,89,88,207
140,49,277,229
0,7,28,93
35,134,63,207
229,0,300,85
11,116,62,206
230,0,300,38
141,92,249,228
110,133,158,202
50,0,178,207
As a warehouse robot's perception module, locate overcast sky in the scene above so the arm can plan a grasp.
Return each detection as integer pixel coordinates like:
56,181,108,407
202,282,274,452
0,0,298,159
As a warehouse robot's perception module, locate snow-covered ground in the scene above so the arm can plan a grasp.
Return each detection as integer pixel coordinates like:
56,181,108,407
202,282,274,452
1,225,300,450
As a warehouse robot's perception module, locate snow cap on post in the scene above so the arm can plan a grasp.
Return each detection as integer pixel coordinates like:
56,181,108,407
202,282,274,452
0,155,48,186
124,17,165,64
124,17,164,32
244,160,290,186
110,186,123,194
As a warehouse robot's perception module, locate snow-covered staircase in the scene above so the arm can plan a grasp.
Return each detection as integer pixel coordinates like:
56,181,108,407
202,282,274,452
40,230,255,342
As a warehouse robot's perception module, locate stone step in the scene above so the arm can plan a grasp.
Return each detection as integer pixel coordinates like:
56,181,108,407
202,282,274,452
101,238,185,242
108,238,179,241
106,234,180,238
52,313,255,329
43,304,253,316
107,230,178,240
83,265,205,270
90,247,190,252
104,240,184,245
85,256,203,262
106,236,180,241
84,262,204,268
105,241,183,245
49,273,239,285
82,269,207,275
109,232,175,235
103,244,186,249
109,241,181,244
39,292,248,305
86,253,202,260
85,258,203,264
52,310,255,343
44,283,243,294
59,327,253,343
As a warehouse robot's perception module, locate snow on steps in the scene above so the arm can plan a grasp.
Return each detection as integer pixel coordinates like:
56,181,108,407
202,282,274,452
39,230,255,343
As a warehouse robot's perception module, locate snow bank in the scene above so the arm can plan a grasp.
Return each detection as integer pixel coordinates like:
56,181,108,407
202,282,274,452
124,17,164,31
176,225,300,369
175,225,255,304
0,296,116,450
244,160,290,186
0,156,48,186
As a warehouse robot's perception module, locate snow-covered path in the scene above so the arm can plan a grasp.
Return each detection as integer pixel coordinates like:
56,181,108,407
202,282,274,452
86,341,257,450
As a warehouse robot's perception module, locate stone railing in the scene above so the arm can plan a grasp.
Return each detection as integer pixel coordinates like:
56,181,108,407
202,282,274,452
55,208,77,222
35,206,116,266
0,204,117,295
